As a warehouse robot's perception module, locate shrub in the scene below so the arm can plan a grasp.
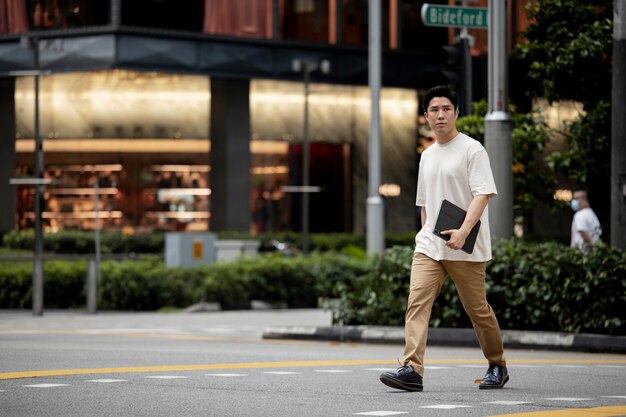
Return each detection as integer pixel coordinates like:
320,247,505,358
330,240,626,335
0,252,365,311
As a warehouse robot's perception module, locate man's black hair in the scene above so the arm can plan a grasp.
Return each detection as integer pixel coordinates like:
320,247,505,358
422,85,460,113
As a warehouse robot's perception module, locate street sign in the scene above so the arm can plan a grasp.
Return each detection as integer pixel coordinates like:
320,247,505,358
421,4,488,29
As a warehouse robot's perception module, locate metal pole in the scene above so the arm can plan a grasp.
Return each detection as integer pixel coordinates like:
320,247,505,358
302,65,311,254
484,0,513,240
32,36,44,316
460,0,473,115
612,0,626,249
93,180,100,313
87,259,97,314
367,0,385,255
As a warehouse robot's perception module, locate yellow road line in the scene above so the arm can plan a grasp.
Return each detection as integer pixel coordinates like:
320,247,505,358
490,405,626,417
0,360,398,380
1,358,625,380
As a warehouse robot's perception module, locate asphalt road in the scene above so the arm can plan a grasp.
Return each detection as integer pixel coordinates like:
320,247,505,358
1,309,625,417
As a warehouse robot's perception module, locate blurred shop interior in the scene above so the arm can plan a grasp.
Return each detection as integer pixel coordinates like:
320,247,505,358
12,71,417,234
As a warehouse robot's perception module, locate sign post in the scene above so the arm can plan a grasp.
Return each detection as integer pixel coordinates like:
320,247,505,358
421,4,488,29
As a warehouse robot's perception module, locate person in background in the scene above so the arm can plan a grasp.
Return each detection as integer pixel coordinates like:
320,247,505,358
570,189,602,252
379,85,508,392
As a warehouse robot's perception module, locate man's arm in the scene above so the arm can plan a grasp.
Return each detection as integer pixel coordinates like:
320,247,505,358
421,206,427,227
441,194,493,251
579,230,594,246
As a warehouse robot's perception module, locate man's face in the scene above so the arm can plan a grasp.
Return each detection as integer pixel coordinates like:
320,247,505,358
424,96,458,139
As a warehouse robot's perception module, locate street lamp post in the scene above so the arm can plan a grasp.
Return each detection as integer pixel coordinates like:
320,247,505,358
14,36,46,316
292,58,330,254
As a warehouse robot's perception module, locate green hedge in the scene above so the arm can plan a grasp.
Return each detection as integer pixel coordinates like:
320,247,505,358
0,252,367,311
1,230,165,254
330,240,626,335
2,239,623,336
1,230,416,254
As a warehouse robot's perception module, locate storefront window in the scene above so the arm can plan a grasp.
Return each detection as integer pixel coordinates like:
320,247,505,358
0,0,111,35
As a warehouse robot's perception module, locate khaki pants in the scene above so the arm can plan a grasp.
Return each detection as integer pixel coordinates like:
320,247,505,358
402,252,506,376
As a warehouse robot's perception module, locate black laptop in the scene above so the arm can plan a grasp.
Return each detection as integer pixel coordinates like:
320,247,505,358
432,199,481,254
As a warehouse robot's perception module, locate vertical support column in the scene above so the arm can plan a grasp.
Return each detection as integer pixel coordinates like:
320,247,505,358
612,0,626,249
209,78,252,232
111,0,122,29
0,77,17,235
367,0,385,255
484,0,513,240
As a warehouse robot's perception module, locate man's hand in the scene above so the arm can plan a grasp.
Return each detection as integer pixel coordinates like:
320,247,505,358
440,229,469,251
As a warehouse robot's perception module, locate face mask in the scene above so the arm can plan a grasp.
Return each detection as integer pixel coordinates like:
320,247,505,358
571,199,581,211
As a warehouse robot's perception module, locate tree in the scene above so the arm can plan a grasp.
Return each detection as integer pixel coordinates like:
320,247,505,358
514,0,613,233
456,100,554,231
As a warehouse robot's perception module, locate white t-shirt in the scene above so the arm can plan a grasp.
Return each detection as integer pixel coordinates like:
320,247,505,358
414,133,497,262
570,207,602,249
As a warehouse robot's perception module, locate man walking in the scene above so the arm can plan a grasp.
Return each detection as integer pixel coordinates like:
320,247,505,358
379,86,508,392
570,189,602,253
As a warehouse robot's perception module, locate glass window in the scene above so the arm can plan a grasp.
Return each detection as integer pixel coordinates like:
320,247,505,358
280,0,330,43
339,0,389,48
122,0,204,32
0,0,111,34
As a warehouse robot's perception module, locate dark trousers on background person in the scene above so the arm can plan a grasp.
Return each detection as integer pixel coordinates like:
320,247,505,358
402,252,506,376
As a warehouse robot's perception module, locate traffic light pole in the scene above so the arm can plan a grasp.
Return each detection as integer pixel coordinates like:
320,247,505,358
459,32,472,115
484,0,513,240
612,0,626,249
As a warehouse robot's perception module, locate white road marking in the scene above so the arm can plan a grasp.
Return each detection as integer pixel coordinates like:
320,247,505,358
364,368,395,372
545,397,593,401
144,376,188,379
597,365,626,369
486,401,531,405
420,405,471,409
424,366,452,370
23,384,69,388
354,412,408,416
263,371,301,375
205,373,247,377
458,365,485,368
87,379,127,383
603,396,626,399
314,370,353,373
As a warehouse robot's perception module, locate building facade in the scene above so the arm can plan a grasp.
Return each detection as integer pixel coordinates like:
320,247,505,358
0,0,533,236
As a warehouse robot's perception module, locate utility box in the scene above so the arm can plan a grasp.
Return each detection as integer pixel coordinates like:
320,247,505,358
165,232,217,268
215,239,260,263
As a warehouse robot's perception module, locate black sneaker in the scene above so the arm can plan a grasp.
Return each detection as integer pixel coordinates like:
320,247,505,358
379,365,423,392
479,364,509,389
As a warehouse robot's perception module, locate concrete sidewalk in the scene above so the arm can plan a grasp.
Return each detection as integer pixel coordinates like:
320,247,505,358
262,324,626,354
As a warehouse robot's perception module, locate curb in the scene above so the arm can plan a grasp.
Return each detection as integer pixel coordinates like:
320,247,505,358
262,326,626,354
183,300,289,313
